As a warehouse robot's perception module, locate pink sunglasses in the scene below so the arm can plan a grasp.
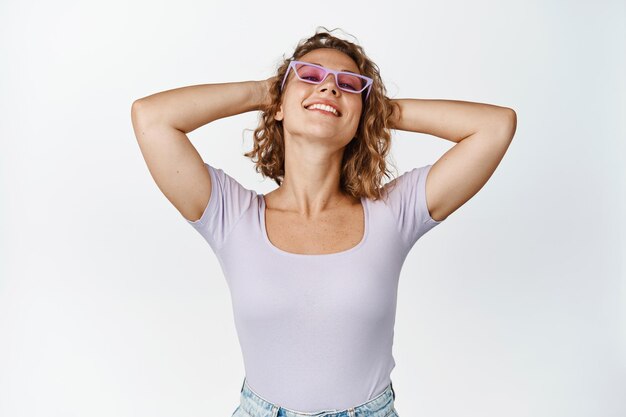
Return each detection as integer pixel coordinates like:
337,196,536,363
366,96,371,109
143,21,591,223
280,60,373,100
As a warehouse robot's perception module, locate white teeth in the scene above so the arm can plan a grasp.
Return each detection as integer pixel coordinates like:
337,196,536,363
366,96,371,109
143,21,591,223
307,103,338,116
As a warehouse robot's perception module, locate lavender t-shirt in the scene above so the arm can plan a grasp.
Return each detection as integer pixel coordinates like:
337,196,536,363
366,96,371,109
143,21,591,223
185,162,443,412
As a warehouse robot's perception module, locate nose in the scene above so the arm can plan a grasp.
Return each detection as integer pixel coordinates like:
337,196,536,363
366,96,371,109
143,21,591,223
318,73,339,96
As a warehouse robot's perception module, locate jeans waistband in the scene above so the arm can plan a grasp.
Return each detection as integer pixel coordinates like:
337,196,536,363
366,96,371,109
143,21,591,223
237,377,396,417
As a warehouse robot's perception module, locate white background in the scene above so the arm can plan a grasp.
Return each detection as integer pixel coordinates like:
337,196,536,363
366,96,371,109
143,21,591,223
1,1,624,416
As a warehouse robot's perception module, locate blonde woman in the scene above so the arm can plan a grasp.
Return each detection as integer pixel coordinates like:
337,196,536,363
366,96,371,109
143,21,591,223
131,28,517,417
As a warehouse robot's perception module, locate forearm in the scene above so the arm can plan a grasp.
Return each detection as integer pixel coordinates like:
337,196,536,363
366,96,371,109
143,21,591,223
132,80,268,133
389,98,513,143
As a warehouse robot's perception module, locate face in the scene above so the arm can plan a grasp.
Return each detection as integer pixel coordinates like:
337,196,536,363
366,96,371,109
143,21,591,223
275,48,364,147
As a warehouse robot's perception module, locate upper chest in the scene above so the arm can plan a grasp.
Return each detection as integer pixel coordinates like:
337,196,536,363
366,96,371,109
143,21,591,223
262,197,366,256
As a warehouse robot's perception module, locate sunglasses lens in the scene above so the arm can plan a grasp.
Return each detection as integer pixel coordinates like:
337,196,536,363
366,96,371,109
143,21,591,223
295,63,366,93
295,63,326,82
337,73,366,92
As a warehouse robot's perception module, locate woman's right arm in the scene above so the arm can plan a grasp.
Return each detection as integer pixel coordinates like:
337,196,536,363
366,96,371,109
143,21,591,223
132,80,271,133
130,79,271,222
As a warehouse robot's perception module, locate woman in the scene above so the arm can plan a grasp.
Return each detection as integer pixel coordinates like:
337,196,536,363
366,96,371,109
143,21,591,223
131,28,516,417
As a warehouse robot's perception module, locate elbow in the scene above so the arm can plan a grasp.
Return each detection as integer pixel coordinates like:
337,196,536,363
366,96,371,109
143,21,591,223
131,100,143,128
131,99,147,117
505,107,517,120
131,99,155,127
501,108,517,140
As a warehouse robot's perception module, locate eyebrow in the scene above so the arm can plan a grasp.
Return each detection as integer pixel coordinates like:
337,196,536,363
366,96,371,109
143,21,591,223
311,62,360,74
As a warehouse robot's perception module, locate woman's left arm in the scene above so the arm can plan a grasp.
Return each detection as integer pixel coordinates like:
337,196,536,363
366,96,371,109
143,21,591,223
389,98,517,222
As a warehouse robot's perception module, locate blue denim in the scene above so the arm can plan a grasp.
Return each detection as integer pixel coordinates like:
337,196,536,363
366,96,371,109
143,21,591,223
231,377,399,417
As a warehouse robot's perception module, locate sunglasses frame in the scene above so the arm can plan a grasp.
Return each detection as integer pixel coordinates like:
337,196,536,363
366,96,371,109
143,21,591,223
280,60,373,100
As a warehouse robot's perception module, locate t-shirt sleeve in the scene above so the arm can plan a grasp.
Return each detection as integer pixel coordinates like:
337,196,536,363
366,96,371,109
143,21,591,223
184,162,256,251
384,164,444,247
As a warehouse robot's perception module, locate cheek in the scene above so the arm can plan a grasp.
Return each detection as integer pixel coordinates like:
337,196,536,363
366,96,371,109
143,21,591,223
283,94,309,117
349,100,364,121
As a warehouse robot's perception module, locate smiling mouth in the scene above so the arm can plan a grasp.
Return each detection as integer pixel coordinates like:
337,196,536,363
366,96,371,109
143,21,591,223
304,102,341,117
307,108,339,117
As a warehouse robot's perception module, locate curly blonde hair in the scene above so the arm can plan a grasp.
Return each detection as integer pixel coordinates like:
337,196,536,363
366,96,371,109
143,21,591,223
243,27,399,201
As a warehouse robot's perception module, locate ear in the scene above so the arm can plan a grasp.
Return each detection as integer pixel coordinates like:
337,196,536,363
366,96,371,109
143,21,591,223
274,104,284,121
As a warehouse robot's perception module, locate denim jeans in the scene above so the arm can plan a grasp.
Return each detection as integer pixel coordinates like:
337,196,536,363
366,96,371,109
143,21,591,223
231,377,399,417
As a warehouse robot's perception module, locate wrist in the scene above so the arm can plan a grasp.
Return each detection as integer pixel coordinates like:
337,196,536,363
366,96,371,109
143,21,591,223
255,79,272,111
388,99,401,130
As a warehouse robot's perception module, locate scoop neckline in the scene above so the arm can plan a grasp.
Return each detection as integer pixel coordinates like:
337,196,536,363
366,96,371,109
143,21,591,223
259,194,369,258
